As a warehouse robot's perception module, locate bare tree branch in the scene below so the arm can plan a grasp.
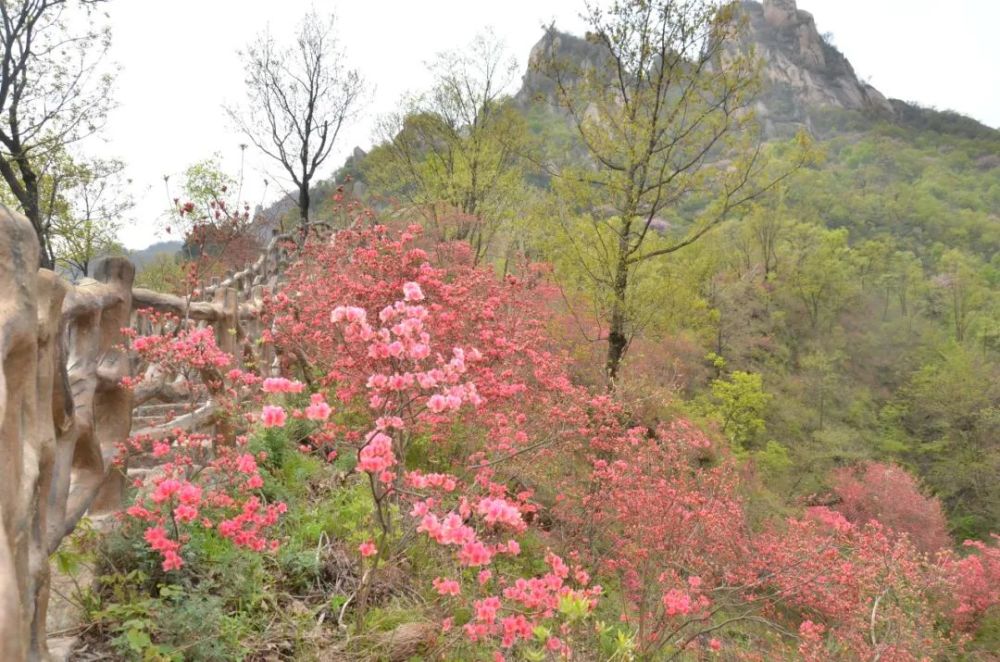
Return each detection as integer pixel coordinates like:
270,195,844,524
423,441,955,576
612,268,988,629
227,11,365,230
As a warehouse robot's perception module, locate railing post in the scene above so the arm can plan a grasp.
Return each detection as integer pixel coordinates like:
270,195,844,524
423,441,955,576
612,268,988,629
32,271,69,658
213,286,239,361
0,207,42,662
79,257,135,516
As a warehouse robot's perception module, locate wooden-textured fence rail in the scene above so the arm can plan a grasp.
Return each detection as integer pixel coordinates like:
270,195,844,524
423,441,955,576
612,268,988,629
0,206,321,661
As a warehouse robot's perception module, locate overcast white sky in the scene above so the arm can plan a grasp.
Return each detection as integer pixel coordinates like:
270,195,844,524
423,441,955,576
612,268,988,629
93,0,999,250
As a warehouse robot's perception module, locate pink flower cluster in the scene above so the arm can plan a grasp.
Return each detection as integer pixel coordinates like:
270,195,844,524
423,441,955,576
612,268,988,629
477,497,526,531
217,496,286,552
330,305,367,324
405,471,457,492
462,552,598,651
124,416,284,572
357,432,397,479
261,377,305,394
417,512,476,547
330,289,483,419
433,577,461,596
149,478,204,525
145,526,184,571
304,393,332,421
402,281,424,301
261,405,287,428
661,588,694,616
127,323,231,371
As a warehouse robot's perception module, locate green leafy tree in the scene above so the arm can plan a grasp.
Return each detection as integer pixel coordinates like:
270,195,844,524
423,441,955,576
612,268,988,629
780,224,855,331
800,350,843,430
133,252,185,293
0,149,130,277
933,249,988,342
895,345,1000,538
709,370,770,450
880,249,924,319
535,0,810,383
0,0,115,268
365,31,528,260
49,158,131,277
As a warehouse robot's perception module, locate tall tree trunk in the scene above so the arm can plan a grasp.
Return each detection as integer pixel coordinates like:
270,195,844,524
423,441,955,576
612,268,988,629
298,181,311,229
24,206,53,271
606,247,629,388
12,155,54,270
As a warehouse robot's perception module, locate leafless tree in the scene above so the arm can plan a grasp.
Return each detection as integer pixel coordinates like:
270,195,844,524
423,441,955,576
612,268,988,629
0,0,114,268
228,11,365,229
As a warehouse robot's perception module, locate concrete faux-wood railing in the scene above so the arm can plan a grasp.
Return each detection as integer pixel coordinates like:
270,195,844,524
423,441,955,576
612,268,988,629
0,207,318,661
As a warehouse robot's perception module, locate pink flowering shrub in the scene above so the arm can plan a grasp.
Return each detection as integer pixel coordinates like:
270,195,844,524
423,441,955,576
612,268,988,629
261,221,1000,659
125,444,286,571
937,535,1000,631
749,509,960,659
122,311,235,385
557,396,997,658
262,274,600,656
120,313,284,572
568,421,746,655
827,461,952,554
113,219,997,659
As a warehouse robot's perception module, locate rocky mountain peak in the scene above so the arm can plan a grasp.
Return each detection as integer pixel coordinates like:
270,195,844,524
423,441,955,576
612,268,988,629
743,0,893,134
516,1,898,137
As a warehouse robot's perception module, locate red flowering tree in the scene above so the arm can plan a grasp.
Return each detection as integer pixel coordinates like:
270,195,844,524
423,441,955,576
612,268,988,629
827,461,952,554
558,409,996,658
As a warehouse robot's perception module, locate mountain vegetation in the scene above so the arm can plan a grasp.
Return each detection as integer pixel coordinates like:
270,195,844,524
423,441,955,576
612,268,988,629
3,0,998,659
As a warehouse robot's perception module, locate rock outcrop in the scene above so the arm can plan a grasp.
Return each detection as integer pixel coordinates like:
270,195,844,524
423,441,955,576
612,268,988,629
743,0,893,135
514,28,606,111
515,0,896,138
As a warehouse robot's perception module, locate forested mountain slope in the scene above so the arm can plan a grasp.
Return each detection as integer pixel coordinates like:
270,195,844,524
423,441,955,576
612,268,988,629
343,0,1000,541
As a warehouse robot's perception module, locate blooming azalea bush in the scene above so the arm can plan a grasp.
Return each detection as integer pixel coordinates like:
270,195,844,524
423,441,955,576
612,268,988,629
263,221,1000,659
564,421,750,656
826,461,952,554
120,313,284,572
750,508,959,660
104,218,1000,660
262,279,600,657
560,414,1000,659
937,535,1000,632
123,442,286,571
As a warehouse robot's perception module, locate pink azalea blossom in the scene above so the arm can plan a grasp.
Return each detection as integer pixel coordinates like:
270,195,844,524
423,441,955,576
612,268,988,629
261,405,287,427
433,577,461,596
305,393,332,421
402,281,424,301
261,377,305,394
